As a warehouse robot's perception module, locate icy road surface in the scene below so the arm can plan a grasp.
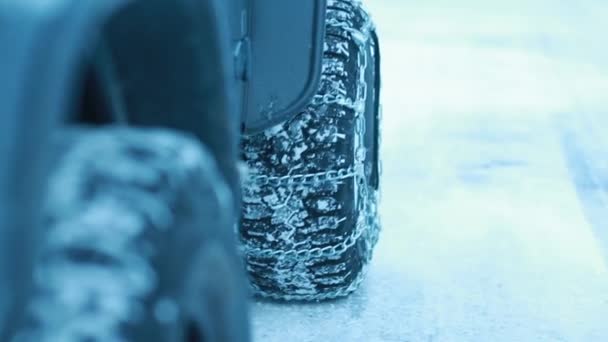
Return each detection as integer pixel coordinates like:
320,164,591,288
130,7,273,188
252,1,608,341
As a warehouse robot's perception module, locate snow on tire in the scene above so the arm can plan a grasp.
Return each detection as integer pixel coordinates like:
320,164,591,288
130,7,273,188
241,0,381,301
20,128,249,342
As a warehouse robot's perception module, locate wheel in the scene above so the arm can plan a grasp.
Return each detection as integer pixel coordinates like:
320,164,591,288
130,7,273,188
17,128,249,341
240,0,381,301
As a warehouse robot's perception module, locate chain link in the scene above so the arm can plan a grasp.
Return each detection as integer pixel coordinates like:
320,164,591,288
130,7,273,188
248,166,356,187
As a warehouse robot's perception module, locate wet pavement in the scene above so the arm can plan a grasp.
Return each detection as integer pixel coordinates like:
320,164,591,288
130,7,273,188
252,1,608,341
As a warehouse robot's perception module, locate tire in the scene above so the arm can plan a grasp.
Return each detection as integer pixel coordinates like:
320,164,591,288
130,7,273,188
240,0,381,301
0,100,55,342
18,128,249,341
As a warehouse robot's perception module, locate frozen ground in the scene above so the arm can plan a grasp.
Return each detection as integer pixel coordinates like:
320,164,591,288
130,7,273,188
252,1,608,341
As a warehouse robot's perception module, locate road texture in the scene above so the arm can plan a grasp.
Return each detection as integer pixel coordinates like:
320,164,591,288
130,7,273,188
252,1,608,341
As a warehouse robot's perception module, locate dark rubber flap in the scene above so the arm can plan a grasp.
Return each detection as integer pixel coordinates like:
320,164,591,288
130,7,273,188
243,0,327,134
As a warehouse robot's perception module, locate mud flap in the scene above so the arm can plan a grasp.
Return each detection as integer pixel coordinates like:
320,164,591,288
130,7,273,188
242,0,327,133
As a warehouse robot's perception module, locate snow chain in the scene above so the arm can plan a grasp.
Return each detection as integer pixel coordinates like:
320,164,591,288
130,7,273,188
241,0,381,301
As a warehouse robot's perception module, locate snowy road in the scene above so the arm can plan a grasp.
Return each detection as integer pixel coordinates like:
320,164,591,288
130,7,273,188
252,1,608,341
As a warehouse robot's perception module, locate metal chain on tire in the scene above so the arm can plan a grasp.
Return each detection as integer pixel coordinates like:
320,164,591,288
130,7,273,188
242,0,374,261
241,0,381,301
